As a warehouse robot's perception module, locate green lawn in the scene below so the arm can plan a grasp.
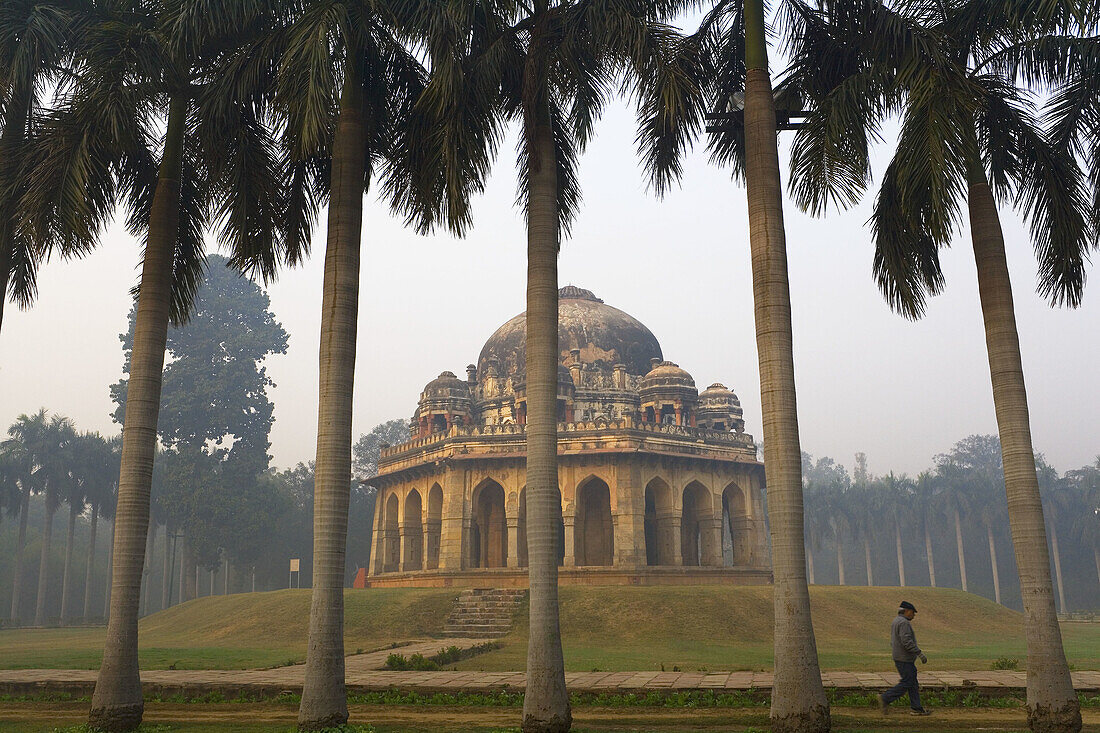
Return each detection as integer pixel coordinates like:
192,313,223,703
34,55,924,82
3,702,1097,733
0,586,1096,673
454,587,1100,672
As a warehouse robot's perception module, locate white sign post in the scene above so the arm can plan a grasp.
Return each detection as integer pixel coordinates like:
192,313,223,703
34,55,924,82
289,558,300,589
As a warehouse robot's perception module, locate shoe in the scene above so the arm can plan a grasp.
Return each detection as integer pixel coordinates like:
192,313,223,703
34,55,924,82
909,708,931,716
878,693,889,715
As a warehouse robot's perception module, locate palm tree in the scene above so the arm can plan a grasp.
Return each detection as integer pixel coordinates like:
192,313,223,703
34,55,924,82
408,3,688,730
246,1,440,726
973,480,1008,605
0,0,88,335
60,431,97,624
915,472,939,587
782,1,1090,727
83,435,119,620
3,410,47,622
1038,461,1074,614
31,413,74,627
631,0,833,724
20,0,290,725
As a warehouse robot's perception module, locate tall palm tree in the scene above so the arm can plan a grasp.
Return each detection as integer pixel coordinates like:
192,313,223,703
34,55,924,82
632,0,834,724
0,0,88,335
83,435,119,620
61,431,101,624
915,472,939,587
21,0,290,725
3,410,48,622
408,2,688,730
782,1,1091,727
32,413,74,626
245,1,440,726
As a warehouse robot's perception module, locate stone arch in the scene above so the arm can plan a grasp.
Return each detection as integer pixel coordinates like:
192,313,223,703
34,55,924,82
426,484,443,570
643,477,675,566
403,490,424,570
681,481,717,566
722,482,749,566
519,487,564,568
471,479,507,568
383,492,400,573
575,477,613,566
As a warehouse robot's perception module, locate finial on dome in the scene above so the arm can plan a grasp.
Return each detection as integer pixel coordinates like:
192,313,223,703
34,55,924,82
558,285,603,303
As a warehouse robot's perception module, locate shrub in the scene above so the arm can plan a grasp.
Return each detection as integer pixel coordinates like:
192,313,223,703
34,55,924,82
991,657,1020,670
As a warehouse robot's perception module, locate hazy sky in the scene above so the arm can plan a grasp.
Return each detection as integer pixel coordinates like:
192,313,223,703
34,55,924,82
1,101,1096,479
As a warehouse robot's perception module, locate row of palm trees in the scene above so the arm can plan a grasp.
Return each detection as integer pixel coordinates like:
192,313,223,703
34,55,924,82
803,450,1100,612
2,0,1096,732
0,410,119,626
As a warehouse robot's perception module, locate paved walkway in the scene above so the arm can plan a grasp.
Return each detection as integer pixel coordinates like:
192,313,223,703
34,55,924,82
2,657,1098,697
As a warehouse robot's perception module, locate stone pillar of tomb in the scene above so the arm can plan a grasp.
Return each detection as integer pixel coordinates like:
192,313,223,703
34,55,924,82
701,517,724,566
369,492,386,576
438,467,467,570
612,463,645,567
562,514,576,567
659,510,683,566
506,516,520,569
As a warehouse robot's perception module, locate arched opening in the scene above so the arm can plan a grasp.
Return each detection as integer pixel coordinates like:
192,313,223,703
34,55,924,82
681,481,715,566
403,490,424,570
383,493,400,573
644,478,674,565
519,487,564,567
644,406,656,423
471,480,507,568
722,483,748,566
431,414,447,433
575,478,613,566
660,405,676,424
426,484,443,570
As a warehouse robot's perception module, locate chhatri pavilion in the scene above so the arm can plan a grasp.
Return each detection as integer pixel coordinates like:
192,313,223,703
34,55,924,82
365,286,771,586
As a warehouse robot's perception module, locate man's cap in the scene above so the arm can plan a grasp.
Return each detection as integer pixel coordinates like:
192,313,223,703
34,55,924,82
899,601,917,612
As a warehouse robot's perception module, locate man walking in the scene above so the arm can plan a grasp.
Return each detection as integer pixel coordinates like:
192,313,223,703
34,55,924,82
878,600,930,715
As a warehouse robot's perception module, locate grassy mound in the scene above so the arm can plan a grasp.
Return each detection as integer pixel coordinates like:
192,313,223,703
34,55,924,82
1,585,1095,673
459,585,1098,672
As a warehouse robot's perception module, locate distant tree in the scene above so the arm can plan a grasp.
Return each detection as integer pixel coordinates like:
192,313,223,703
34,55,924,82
1038,456,1073,615
1064,458,1100,589
83,437,119,620
111,255,288,571
60,432,108,623
29,412,75,626
853,453,869,487
352,419,409,481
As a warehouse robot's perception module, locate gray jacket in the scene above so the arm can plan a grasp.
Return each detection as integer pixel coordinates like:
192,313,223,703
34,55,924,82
891,614,922,662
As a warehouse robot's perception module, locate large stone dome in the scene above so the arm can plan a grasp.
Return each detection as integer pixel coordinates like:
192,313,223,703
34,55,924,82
477,286,663,379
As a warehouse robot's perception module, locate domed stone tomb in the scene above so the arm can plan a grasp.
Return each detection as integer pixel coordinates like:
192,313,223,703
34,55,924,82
365,287,770,586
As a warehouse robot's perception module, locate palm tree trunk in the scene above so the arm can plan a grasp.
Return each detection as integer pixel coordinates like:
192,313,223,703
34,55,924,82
103,519,114,617
986,524,1001,605
894,521,906,587
1049,521,1066,614
954,507,968,592
744,5,828,727
161,527,172,611
88,93,187,731
924,522,936,587
806,546,815,584
864,535,873,586
141,523,155,617
61,500,79,624
83,504,99,619
224,558,229,595
10,482,31,622
34,498,56,626
836,541,845,585
1094,546,1099,589
520,95,571,733
297,58,366,731
968,169,1079,731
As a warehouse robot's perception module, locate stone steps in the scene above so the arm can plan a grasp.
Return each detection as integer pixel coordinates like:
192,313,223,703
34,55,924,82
443,588,527,639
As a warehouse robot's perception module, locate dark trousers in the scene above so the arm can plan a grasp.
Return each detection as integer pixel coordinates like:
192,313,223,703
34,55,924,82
883,660,922,710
